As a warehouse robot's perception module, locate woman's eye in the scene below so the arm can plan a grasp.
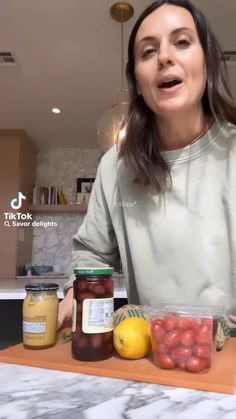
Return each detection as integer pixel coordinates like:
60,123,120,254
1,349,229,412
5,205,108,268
141,48,156,59
176,39,190,47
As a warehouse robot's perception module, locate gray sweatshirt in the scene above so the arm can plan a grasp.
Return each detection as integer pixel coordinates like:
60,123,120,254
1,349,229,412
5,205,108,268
65,121,236,313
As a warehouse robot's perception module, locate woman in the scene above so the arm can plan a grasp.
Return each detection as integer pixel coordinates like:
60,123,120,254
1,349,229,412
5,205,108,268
58,0,236,329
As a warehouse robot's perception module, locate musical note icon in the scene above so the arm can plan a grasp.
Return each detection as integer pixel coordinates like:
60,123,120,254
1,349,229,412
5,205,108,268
10,192,27,210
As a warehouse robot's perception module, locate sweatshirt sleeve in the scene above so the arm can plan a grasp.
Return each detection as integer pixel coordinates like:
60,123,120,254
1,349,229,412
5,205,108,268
63,160,120,294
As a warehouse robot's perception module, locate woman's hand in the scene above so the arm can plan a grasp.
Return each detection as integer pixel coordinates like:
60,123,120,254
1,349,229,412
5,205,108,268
57,288,73,330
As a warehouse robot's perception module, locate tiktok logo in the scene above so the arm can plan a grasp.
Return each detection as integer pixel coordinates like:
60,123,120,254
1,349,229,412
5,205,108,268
10,192,27,210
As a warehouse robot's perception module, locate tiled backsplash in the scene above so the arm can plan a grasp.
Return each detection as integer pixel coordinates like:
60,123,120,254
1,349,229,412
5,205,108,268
35,148,101,203
31,147,101,274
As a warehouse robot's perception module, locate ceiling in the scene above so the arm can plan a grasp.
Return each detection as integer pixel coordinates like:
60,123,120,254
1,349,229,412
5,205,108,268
0,0,236,149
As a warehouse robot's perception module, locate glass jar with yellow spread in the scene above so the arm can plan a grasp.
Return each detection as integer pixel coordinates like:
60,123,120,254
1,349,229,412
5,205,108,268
23,283,59,349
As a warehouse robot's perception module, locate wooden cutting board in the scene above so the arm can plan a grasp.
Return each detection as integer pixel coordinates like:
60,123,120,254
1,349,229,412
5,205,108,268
0,337,236,394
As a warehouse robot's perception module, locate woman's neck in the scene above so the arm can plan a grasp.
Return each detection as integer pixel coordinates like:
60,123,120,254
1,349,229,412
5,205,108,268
157,111,212,151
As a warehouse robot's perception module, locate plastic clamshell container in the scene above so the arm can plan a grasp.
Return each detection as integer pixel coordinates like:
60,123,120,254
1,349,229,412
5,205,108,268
148,304,219,373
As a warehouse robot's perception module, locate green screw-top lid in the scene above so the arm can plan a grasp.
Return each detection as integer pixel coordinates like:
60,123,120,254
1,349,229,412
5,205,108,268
74,267,114,276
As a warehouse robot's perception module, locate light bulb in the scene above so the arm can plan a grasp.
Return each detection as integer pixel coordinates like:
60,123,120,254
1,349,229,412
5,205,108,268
97,102,129,152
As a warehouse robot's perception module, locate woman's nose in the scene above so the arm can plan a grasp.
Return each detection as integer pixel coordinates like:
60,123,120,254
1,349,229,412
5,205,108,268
158,44,174,68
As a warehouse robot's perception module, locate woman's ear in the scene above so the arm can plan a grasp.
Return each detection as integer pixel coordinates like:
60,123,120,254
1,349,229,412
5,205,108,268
136,85,142,96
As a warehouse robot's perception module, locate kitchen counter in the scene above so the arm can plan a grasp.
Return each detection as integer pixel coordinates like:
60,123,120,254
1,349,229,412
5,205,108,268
0,274,127,300
1,362,236,418
0,277,67,299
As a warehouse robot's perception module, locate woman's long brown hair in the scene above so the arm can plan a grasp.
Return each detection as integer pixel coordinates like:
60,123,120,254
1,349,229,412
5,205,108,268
118,0,236,192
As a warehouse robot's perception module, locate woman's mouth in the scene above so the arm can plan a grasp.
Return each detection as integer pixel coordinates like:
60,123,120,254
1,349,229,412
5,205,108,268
158,79,183,92
159,79,182,88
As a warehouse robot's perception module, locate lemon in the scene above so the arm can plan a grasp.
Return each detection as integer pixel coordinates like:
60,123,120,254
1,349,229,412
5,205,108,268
113,317,151,359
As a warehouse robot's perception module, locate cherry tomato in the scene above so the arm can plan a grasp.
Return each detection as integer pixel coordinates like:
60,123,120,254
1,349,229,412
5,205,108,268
176,355,187,370
186,356,207,372
202,319,212,327
163,330,182,349
195,324,212,345
157,342,169,354
170,347,182,361
191,321,201,332
171,345,192,361
163,315,177,331
181,330,194,347
159,354,175,369
152,319,163,326
176,317,196,330
151,321,166,341
193,344,211,359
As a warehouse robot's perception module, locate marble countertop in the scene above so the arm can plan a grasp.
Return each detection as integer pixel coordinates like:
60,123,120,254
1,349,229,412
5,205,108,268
1,362,236,419
0,274,127,300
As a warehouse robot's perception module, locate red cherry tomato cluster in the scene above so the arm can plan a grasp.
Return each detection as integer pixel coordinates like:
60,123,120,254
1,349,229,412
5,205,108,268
72,279,114,361
151,313,213,372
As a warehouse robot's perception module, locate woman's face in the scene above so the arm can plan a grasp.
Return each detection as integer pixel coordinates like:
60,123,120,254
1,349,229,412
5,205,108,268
134,4,206,119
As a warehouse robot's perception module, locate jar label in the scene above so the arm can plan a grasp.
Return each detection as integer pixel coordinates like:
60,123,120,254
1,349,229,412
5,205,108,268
23,318,46,334
72,298,77,333
82,297,114,333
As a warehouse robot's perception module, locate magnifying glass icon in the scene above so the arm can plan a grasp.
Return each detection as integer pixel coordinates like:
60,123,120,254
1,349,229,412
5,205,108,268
4,221,10,227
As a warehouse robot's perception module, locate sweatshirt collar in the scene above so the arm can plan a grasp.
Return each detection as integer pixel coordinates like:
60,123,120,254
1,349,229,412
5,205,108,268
160,121,224,164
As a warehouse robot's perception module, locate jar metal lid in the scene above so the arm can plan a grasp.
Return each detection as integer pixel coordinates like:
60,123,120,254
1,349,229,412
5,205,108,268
74,267,114,276
25,283,59,291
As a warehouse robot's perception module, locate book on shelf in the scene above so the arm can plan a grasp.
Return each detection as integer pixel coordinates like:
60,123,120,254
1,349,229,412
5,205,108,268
57,190,67,205
32,186,67,205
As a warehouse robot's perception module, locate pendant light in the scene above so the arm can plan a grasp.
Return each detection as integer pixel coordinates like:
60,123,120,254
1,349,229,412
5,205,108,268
97,2,134,152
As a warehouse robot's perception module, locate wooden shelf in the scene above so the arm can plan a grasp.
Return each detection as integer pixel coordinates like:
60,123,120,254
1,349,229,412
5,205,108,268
29,204,87,213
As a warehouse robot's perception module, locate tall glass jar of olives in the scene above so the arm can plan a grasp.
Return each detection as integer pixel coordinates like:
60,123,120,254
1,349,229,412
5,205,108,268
72,267,114,361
